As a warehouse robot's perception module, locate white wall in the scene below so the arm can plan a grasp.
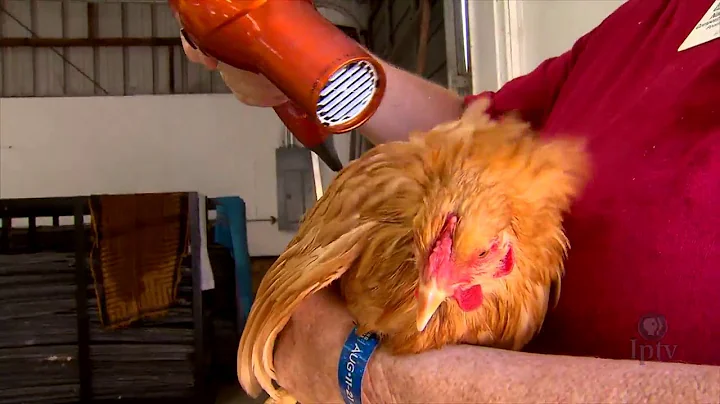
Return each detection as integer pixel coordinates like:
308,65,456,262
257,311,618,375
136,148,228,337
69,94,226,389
518,0,626,74
468,0,626,91
0,94,353,257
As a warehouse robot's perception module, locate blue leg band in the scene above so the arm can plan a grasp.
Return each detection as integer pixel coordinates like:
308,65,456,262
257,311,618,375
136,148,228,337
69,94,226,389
338,326,380,404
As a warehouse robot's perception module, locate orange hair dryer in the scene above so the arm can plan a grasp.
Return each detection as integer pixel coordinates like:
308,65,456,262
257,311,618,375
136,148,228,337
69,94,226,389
170,0,387,171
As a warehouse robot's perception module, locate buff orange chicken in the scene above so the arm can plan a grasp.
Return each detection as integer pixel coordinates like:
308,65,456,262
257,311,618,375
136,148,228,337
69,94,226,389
238,98,591,403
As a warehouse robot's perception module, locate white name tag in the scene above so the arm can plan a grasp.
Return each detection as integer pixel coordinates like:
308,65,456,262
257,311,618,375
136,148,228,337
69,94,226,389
678,0,720,51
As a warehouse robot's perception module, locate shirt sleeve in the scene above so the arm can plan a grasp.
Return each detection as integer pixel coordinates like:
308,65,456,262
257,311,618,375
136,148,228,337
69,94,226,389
464,30,596,129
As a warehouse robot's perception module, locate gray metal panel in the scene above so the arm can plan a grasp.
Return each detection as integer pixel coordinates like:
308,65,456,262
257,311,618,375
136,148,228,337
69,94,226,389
275,146,316,232
369,0,448,86
35,0,65,96
95,3,124,95
2,0,33,97
64,1,96,95
0,0,230,97
123,2,154,95
442,0,472,94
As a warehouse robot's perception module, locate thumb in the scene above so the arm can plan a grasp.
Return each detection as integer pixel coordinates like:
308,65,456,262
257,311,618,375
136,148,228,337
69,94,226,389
181,33,218,70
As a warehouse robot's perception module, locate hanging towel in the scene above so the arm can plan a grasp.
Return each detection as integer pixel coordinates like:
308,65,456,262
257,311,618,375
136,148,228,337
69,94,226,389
89,193,189,328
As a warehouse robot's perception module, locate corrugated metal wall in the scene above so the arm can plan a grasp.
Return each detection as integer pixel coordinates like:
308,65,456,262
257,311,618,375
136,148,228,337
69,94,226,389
0,0,230,97
369,0,447,87
0,0,447,97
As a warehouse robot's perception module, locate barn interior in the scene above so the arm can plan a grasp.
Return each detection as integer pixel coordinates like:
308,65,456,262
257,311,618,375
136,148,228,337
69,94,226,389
0,0,623,403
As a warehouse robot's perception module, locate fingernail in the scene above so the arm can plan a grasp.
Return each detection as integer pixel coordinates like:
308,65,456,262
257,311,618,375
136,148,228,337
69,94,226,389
180,29,197,49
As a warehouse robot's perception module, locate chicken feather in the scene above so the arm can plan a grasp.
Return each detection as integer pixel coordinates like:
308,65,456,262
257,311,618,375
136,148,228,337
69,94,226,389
238,98,591,402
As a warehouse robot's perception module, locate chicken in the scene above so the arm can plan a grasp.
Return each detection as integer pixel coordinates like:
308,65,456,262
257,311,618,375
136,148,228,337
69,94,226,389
237,98,591,403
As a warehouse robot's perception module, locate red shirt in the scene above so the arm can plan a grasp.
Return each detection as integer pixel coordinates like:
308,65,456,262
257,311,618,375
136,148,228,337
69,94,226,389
466,0,720,366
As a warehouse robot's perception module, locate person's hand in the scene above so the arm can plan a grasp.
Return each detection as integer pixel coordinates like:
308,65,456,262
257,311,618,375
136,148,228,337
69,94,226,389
181,32,218,70
273,289,356,403
180,32,288,107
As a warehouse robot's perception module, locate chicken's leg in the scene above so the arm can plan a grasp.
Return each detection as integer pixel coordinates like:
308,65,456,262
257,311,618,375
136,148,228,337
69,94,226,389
263,388,297,404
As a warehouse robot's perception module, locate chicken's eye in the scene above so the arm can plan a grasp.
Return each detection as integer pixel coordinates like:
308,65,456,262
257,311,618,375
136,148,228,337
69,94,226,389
477,250,489,259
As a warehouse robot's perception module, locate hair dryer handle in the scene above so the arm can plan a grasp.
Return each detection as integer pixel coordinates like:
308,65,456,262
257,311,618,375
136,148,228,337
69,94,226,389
273,102,344,172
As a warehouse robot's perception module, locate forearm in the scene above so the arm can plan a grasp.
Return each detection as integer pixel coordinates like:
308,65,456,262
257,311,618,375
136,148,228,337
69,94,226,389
359,61,464,145
366,345,720,403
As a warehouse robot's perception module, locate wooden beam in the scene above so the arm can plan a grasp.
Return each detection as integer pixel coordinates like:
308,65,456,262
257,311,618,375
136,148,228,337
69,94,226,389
0,37,182,47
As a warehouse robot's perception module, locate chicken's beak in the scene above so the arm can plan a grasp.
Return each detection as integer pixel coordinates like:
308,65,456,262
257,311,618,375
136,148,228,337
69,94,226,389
416,281,448,332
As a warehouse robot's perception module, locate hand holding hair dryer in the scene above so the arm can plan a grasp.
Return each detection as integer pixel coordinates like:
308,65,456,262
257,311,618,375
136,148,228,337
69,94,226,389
170,0,387,171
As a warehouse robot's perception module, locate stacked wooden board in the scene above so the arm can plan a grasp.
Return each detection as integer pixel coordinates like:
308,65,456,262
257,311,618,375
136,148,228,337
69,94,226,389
0,253,196,403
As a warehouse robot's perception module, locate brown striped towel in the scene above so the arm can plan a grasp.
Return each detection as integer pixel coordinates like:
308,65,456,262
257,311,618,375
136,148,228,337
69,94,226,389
89,193,189,328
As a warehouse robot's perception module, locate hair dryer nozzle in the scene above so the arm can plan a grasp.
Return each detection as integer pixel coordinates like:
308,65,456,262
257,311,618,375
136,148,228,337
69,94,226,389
171,0,386,134
274,101,344,172
310,137,344,172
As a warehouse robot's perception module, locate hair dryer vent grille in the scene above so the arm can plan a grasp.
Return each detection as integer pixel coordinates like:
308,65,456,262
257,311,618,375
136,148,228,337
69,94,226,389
316,60,378,128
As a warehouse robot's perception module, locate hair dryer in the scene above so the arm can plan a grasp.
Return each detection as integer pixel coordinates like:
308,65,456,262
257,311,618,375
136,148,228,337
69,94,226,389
170,0,387,172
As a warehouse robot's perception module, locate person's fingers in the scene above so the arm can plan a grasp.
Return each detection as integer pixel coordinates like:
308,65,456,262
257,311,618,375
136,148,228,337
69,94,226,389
229,89,286,107
179,34,287,106
222,70,289,107
200,54,219,70
181,34,202,62
181,33,218,70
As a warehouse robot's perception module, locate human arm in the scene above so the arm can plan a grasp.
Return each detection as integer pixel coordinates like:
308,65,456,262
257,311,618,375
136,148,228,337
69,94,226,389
370,343,720,403
358,61,463,144
181,35,463,145
274,291,720,403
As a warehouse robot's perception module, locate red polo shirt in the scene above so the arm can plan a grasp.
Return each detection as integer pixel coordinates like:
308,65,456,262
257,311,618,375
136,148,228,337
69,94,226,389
466,0,720,365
